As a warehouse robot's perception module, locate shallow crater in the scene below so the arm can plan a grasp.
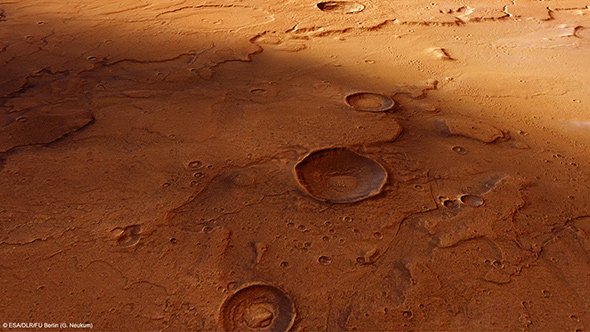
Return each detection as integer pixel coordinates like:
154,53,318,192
345,92,395,112
294,147,388,203
219,284,296,332
317,1,365,13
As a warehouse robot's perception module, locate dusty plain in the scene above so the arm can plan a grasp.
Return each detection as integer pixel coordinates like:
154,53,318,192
1,0,590,331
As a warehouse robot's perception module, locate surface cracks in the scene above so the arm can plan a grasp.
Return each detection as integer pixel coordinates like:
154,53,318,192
2,64,69,99
0,114,94,155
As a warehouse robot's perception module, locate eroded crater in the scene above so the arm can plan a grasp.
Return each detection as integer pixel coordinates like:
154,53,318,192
345,92,395,112
317,1,365,13
294,147,388,203
219,284,296,332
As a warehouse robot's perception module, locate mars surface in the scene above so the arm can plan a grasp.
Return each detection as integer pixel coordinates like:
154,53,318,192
1,0,590,331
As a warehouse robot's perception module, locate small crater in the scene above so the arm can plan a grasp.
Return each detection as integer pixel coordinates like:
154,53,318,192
345,92,395,112
219,284,296,332
294,147,388,203
318,256,332,265
452,146,467,154
459,194,484,207
250,88,267,94
492,260,504,268
442,199,460,209
115,225,142,247
317,1,365,13
188,160,203,170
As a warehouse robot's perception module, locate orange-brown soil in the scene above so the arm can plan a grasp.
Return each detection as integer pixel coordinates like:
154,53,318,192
1,0,590,331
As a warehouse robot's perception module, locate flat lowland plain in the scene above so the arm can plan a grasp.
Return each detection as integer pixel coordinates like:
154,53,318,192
1,0,589,331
